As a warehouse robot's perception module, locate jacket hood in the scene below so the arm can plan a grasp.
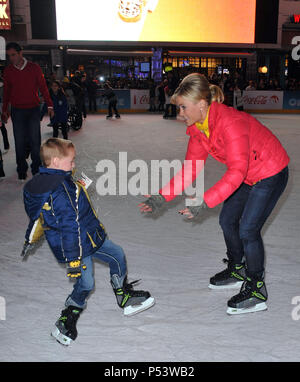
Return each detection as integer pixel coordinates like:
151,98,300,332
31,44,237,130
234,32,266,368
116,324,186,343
23,167,72,221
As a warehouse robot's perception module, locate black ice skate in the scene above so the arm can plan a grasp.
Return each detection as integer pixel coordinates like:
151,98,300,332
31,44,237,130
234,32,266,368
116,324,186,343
111,275,155,316
51,305,83,346
106,115,112,120
115,114,121,119
227,277,268,315
209,259,246,289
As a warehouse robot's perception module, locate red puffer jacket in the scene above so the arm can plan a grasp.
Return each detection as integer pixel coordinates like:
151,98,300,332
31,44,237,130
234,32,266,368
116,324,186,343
160,101,290,208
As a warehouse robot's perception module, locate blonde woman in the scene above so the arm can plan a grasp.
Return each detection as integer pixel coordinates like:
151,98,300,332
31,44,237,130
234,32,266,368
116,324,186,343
139,73,289,315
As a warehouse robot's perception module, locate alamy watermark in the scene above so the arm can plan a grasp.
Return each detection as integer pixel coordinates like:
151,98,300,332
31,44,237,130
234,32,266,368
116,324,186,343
291,36,300,61
0,296,6,320
291,296,300,321
94,152,205,206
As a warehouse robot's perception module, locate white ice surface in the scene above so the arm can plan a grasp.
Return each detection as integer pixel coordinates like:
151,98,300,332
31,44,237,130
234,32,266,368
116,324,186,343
0,113,300,362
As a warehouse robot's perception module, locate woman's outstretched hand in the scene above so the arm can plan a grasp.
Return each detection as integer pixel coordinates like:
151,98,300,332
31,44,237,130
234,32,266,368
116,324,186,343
139,194,166,214
178,198,208,220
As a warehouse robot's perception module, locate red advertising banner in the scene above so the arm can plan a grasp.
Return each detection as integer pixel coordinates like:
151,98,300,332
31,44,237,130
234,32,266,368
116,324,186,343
0,0,11,30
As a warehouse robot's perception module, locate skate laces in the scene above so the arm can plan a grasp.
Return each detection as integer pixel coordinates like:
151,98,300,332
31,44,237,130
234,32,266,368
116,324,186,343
233,278,261,302
59,307,81,325
216,259,233,277
124,279,148,297
125,279,141,290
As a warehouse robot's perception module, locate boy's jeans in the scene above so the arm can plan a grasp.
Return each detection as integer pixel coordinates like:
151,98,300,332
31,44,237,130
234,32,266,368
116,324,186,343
219,166,289,279
66,238,128,309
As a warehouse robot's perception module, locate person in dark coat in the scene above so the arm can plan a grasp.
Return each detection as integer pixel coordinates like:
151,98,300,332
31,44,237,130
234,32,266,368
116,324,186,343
49,81,69,139
86,76,98,113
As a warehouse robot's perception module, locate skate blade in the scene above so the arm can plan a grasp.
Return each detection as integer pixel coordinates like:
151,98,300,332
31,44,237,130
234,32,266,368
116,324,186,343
208,281,243,290
124,297,155,316
226,302,267,315
51,327,73,346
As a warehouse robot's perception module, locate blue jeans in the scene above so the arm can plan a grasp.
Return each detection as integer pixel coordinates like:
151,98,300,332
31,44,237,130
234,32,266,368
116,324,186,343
11,106,41,176
219,166,289,278
66,238,128,309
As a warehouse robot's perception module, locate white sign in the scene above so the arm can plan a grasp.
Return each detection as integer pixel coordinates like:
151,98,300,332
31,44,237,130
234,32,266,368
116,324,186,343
242,91,283,110
130,89,149,110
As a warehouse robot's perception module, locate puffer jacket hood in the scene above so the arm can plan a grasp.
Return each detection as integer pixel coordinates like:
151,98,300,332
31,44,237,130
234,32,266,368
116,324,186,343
24,167,69,221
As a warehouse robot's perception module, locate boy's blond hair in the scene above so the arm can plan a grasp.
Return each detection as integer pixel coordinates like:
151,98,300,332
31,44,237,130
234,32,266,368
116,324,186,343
40,138,75,167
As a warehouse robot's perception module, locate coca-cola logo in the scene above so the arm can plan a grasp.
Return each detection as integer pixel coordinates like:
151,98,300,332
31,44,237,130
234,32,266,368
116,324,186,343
243,94,280,105
270,95,279,103
243,95,268,105
133,94,149,105
139,95,149,104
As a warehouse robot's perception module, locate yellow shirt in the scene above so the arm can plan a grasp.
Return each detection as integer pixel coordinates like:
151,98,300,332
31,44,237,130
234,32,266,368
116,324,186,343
195,106,210,138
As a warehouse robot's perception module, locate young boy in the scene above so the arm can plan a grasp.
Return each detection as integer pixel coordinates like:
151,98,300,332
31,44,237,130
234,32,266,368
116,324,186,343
22,138,155,346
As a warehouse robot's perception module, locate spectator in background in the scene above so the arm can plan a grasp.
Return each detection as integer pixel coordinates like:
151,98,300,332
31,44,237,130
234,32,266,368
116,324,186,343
257,78,267,90
1,42,54,181
157,80,165,112
86,76,98,113
233,80,243,111
167,72,178,118
49,81,69,140
148,79,156,112
163,80,172,119
0,74,9,154
268,78,281,91
71,72,86,120
245,80,256,91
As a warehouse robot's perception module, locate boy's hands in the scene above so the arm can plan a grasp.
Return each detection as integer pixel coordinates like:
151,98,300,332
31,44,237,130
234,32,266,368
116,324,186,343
67,260,86,279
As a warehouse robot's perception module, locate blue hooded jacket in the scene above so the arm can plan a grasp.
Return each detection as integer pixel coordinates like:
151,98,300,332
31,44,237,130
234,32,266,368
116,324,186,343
23,167,107,263
49,89,68,124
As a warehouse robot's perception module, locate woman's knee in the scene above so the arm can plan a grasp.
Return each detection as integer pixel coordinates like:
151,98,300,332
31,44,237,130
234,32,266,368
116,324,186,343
239,224,261,242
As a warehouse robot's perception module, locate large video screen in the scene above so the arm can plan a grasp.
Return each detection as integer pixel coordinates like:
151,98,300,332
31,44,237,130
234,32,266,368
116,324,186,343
55,0,256,43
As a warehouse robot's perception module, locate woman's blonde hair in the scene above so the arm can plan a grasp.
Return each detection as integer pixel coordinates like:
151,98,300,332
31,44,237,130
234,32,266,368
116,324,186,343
40,138,75,167
171,73,224,105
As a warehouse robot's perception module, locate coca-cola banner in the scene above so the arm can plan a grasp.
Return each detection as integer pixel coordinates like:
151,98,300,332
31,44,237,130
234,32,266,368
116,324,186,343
131,89,150,110
243,91,283,110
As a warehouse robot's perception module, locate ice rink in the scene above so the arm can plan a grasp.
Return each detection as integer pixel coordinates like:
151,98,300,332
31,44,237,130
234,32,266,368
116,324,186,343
0,112,299,362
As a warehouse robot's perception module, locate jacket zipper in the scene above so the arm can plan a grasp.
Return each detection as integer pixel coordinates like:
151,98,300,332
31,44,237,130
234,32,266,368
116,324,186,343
50,194,67,262
62,182,83,261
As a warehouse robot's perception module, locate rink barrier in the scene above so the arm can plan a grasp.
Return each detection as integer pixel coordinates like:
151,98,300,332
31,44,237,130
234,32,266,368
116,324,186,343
85,90,300,113
238,90,300,113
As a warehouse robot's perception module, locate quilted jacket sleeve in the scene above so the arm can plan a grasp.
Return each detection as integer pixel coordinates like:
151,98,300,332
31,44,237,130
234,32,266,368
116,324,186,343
160,135,208,202
203,116,250,208
50,185,82,262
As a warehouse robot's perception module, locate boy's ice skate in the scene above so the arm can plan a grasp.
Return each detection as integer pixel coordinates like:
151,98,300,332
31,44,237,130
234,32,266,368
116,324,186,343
111,275,155,316
51,305,83,346
106,115,112,120
115,114,121,119
209,259,246,289
227,277,268,315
